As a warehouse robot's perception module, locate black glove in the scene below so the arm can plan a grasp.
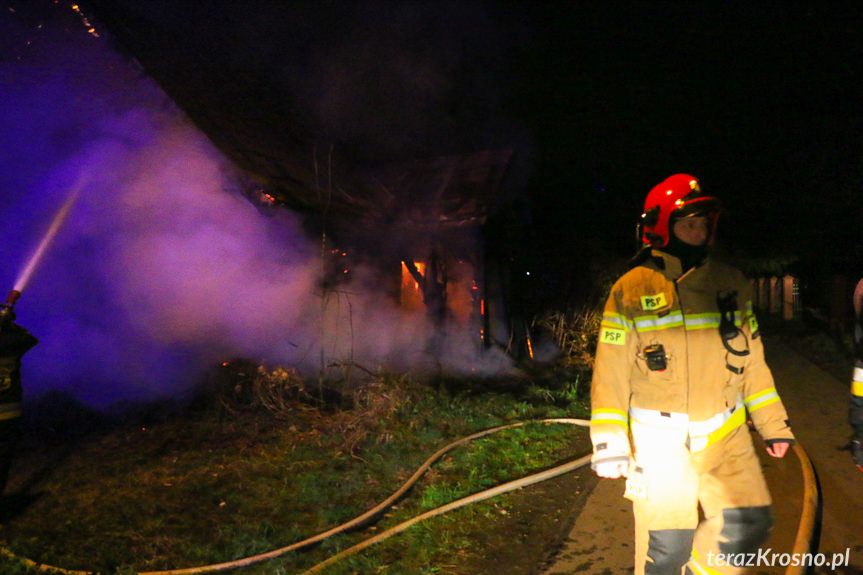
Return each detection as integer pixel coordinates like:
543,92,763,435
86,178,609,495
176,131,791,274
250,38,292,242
0,306,15,328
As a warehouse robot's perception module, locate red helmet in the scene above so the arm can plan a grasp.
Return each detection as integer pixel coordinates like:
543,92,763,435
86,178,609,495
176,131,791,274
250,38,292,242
639,173,720,247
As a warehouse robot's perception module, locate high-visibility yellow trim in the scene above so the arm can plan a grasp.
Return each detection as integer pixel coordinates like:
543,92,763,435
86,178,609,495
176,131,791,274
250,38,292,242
636,396,739,452
591,419,628,427
853,380,863,398
604,296,754,336
689,549,723,575
745,388,777,402
683,313,720,331
744,387,780,412
749,396,780,411
634,312,684,332
591,409,629,426
632,311,745,333
601,312,633,331
695,407,746,452
630,399,744,452
0,402,22,421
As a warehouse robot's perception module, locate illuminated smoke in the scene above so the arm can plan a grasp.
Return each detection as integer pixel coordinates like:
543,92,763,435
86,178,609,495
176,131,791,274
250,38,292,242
0,4,514,409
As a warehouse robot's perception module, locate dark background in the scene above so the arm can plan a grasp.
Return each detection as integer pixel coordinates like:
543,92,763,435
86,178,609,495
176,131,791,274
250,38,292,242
4,1,863,336
2,0,863,406
514,3,863,271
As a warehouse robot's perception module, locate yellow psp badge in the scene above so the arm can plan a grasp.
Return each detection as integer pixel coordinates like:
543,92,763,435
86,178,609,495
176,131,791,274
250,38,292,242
640,292,668,311
599,327,626,346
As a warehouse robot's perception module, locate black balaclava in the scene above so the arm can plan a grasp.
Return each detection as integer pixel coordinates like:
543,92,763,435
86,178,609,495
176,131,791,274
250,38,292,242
661,215,709,273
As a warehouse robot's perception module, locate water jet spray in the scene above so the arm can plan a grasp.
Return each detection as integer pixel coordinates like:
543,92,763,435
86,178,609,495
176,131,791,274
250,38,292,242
1,175,85,326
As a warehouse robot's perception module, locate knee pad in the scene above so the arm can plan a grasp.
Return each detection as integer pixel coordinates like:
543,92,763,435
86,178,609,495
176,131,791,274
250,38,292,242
719,506,773,555
645,529,695,575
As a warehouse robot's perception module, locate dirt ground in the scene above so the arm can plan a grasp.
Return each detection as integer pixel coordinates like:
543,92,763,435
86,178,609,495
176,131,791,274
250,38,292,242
476,335,863,575
459,460,599,575
5,334,859,575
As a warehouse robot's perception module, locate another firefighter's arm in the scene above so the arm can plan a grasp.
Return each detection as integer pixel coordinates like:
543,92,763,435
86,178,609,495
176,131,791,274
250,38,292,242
0,323,38,357
850,282,863,469
851,368,863,438
850,317,863,438
850,372,863,468
590,287,634,478
740,300,794,457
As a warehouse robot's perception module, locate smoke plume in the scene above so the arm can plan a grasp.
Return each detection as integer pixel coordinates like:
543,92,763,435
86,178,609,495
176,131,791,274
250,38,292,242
0,3,513,409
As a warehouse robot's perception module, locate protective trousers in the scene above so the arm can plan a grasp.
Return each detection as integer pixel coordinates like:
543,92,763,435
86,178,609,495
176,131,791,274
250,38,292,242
626,425,773,575
0,415,20,493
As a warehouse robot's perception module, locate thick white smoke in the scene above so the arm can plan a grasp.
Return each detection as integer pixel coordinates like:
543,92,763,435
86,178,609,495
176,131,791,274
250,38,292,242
1,4,514,409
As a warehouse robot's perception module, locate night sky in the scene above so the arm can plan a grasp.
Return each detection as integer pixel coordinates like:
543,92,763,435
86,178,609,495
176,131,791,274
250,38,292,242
92,2,863,270
2,1,863,406
8,1,863,266
509,3,863,269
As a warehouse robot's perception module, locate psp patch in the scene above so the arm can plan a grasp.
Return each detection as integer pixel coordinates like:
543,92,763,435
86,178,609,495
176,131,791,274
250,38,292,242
600,327,626,346
640,292,668,311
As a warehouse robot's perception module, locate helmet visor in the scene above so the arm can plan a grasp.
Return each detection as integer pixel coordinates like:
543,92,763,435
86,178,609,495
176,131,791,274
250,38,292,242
673,194,721,219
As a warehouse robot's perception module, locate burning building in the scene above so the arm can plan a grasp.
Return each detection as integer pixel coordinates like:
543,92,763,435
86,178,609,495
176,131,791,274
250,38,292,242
1,0,540,408
70,1,537,367
348,149,524,359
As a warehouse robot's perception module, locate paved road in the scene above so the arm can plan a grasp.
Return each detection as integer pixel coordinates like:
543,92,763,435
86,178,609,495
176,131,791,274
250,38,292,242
540,338,863,575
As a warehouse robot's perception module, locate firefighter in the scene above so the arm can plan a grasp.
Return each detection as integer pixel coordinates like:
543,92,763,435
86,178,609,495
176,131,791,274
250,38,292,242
849,279,863,471
0,300,38,494
590,174,795,575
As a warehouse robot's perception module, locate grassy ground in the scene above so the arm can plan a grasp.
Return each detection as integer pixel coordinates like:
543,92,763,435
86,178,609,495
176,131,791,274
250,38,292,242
0,362,592,575
0,306,846,575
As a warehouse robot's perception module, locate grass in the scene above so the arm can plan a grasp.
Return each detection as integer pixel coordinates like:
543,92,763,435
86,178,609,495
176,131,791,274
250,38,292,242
0,361,592,575
0,303,833,575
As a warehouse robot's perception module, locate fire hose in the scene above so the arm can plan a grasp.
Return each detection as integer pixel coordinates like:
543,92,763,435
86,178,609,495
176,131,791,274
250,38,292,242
0,420,821,575
787,443,822,575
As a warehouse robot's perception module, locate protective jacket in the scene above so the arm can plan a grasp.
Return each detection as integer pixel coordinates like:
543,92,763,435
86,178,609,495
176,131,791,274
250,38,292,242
0,321,38,421
0,318,38,492
590,248,794,469
591,249,795,574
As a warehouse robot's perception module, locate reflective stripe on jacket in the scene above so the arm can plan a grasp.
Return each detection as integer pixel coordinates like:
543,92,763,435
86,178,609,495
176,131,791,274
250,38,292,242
590,249,794,467
630,396,746,453
853,367,863,398
0,402,21,421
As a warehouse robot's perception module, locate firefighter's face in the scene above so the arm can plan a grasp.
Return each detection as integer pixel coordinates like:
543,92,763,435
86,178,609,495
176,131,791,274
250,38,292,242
672,216,709,246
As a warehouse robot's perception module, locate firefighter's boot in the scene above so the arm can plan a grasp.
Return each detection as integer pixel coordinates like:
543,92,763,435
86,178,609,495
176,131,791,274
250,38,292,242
852,436,863,471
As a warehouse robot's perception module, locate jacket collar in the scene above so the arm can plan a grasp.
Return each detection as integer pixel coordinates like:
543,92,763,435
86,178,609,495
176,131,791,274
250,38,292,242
649,248,708,281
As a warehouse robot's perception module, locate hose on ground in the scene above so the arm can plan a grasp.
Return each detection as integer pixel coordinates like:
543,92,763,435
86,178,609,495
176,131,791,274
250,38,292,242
139,418,592,575
2,418,591,575
785,443,822,575
1,421,821,575
301,451,593,574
